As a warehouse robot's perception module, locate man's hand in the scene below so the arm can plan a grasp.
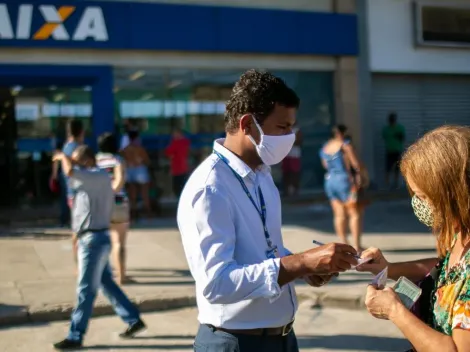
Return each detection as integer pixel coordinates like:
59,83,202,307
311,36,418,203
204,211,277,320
279,243,358,286
301,243,358,275
304,273,338,287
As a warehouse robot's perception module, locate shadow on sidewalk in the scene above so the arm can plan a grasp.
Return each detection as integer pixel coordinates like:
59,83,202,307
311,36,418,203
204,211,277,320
0,229,70,240
128,268,191,277
80,334,409,351
297,334,410,351
84,343,193,350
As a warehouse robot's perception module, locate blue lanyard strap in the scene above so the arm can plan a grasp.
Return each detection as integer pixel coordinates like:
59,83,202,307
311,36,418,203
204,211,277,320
214,151,273,248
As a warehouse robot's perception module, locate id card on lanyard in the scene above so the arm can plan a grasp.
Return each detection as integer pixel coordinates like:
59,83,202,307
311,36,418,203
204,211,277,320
214,151,279,259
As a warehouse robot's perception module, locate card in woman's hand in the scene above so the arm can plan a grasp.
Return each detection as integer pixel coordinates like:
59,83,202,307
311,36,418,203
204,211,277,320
393,276,422,310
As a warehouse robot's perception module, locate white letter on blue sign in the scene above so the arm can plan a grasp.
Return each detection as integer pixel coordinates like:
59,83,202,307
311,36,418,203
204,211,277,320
16,4,33,40
0,4,14,39
73,7,108,41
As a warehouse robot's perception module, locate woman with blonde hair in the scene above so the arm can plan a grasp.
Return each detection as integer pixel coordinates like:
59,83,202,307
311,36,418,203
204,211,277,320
359,125,470,351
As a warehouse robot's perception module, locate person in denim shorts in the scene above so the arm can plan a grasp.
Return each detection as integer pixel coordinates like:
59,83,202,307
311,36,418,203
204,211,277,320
121,130,152,218
319,125,364,252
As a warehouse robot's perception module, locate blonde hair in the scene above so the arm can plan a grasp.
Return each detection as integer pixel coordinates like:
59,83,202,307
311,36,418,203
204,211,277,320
400,125,470,257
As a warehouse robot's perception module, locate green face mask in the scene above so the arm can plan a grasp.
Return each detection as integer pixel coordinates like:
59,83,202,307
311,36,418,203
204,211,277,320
411,195,434,227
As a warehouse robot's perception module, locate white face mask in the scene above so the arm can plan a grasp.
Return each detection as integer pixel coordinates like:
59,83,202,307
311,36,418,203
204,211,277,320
248,117,296,166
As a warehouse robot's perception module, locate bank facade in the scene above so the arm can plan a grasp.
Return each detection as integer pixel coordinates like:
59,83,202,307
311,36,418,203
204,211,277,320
0,0,358,206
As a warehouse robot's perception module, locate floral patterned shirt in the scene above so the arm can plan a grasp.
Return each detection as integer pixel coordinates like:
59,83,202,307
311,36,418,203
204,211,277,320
432,248,470,335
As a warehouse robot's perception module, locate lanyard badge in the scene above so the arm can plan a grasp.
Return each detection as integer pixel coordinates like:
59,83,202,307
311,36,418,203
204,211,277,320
266,246,280,259
214,151,278,259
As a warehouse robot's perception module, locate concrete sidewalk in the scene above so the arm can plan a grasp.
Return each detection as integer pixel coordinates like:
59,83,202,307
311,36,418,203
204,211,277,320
0,200,436,326
0,189,409,227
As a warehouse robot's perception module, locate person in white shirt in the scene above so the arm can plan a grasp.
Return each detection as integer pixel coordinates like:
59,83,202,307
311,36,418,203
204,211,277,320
177,70,358,352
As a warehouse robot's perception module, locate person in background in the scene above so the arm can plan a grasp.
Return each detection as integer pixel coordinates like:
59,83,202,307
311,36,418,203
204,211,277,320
97,133,130,285
165,128,190,198
51,119,84,228
282,125,302,196
120,120,140,151
319,125,364,252
178,69,358,352
358,126,470,352
121,130,152,218
382,112,405,189
52,145,145,350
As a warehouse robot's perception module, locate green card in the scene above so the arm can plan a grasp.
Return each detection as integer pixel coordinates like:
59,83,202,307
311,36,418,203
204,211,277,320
393,276,422,310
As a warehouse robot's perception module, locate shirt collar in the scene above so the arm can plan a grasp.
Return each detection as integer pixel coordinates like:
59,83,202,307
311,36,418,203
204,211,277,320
213,139,270,179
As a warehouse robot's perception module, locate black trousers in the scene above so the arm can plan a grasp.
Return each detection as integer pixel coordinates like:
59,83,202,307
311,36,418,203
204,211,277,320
173,174,188,198
194,324,299,352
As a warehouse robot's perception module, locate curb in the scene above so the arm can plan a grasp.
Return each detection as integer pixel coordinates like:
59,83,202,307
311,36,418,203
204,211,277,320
0,295,196,328
0,292,365,328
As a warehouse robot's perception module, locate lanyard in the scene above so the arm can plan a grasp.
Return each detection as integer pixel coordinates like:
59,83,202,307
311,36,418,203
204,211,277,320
214,151,274,249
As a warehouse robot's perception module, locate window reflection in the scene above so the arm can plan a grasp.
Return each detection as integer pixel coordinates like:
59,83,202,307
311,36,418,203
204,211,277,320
14,87,92,141
113,68,334,190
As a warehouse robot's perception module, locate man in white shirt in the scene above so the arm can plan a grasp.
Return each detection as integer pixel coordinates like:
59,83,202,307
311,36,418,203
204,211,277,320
177,70,358,352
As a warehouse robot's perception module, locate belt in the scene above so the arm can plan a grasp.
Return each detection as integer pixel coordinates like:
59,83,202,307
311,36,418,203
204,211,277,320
77,228,109,237
207,320,294,337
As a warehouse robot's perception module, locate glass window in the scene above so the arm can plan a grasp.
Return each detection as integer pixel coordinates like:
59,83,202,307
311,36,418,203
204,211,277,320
10,86,92,206
113,67,334,192
14,87,92,142
416,3,470,46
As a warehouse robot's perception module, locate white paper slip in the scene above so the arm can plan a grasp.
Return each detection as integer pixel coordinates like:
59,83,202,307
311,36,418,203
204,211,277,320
351,257,372,270
372,267,388,288
393,276,422,310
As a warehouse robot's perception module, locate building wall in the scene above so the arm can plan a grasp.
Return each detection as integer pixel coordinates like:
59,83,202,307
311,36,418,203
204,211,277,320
0,49,336,71
91,0,333,12
367,0,470,74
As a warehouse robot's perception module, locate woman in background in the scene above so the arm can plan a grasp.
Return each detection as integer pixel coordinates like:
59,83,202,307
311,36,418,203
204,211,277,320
319,125,364,252
121,130,152,219
96,133,130,285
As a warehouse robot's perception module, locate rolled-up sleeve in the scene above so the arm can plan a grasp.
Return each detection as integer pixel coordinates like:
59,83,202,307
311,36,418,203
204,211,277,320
192,186,282,305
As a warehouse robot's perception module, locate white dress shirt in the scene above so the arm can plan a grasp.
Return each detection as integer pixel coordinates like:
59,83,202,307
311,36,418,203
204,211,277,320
177,139,297,329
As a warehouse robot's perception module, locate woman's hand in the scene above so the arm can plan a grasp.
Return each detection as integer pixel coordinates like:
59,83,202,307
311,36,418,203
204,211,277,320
356,247,389,275
365,285,403,320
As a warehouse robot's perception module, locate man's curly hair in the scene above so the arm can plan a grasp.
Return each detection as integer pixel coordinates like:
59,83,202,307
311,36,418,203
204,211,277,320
224,70,300,133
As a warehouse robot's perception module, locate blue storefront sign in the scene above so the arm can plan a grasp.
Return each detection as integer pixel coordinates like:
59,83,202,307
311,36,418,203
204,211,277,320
0,1,358,152
0,1,358,55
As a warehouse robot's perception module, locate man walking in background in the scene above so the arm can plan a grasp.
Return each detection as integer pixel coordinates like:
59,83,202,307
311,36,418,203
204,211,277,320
165,128,190,198
52,146,145,350
382,112,405,189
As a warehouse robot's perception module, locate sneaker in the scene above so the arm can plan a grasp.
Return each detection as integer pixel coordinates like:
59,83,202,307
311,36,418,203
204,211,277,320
53,339,82,350
119,319,146,339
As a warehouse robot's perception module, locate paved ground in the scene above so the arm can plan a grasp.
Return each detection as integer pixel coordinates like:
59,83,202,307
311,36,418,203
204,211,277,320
0,301,412,352
0,199,436,325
